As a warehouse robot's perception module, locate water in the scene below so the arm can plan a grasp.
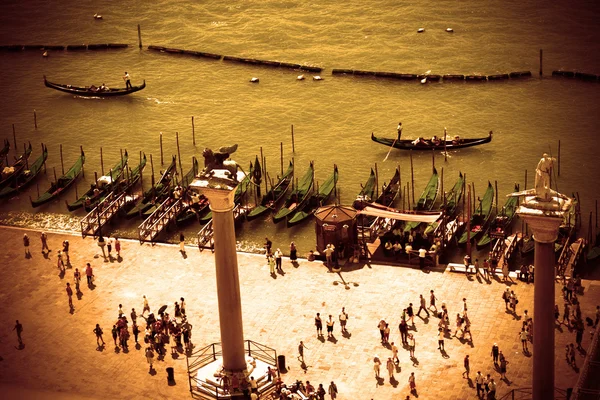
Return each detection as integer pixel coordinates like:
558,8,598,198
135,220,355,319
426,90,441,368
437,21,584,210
1,0,599,254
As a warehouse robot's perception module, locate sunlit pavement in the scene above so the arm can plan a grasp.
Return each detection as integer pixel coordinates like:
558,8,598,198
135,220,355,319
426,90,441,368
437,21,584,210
0,226,598,399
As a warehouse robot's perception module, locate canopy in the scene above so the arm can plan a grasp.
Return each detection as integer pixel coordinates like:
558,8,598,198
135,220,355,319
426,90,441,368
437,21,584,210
358,204,441,223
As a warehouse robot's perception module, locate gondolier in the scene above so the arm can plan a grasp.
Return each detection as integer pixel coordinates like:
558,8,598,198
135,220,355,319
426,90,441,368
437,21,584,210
123,72,132,89
397,122,402,140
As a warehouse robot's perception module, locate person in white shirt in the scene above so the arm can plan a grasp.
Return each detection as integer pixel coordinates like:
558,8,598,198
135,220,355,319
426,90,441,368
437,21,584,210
418,247,427,269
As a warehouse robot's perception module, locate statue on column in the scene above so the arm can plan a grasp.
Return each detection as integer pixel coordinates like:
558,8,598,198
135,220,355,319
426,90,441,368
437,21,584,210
201,144,240,182
534,153,555,201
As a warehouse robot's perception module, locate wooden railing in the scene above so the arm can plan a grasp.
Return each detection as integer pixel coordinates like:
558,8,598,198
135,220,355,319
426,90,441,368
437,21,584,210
81,191,135,238
196,205,247,251
138,197,184,243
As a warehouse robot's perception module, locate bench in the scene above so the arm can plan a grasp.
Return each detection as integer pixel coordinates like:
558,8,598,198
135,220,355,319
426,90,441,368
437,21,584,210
446,263,518,278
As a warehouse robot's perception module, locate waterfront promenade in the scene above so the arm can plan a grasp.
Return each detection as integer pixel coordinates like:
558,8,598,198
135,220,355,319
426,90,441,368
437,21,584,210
0,226,598,399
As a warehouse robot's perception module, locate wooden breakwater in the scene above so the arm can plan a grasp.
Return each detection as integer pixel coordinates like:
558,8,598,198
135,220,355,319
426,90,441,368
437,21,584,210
331,69,532,82
0,43,128,52
147,45,322,72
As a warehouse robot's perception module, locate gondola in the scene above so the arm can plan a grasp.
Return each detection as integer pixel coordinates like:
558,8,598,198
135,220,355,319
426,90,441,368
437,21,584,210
0,142,32,190
0,145,48,199
477,184,519,248
458,182,494,244
44,75,146,97
375,167,401,207
404,168,440,233
30,148,85,208
424,172,464,235
126,156,177,218
287,165,338,227
66,151,128,211
0,139,9,169
246,161,294,221
273,162,314,224
352,168,376,210
371,131,492,151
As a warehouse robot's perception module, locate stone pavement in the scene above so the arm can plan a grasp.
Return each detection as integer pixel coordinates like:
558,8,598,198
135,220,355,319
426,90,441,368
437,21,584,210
0,226,599,400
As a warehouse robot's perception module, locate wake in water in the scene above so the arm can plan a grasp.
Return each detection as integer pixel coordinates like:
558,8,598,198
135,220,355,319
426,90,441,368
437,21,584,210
0,211,81,234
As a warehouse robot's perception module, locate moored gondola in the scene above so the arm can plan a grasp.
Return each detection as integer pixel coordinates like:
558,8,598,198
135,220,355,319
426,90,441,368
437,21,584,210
287,165,338,227
0,142,32,190
30,148,85,208
458,182,495,244
246,161,294,221
273,162,314,224
371,131,492,151
44,76,146,97
0,144,48,198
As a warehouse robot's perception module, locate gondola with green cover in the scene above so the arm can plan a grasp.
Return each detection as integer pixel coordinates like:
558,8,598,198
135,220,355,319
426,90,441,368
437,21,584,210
458,181,494,244
287,165,338,227
477,184,519,247
0,142,32,190
424,172,464,235
273,161,314,224
30,148,85,208
352,168,376,209
246,160,294,221
125,156,177,218
404,168,440,233
0,144,48,198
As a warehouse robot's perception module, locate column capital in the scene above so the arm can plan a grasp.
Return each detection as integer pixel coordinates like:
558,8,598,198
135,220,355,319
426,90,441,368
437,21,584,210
189,170,242,212
518,212,563,243
515,194,572,244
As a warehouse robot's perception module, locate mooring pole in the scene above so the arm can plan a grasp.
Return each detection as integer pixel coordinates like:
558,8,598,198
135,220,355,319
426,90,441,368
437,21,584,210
176,132,183,179
12,124,17,151
410,151,415,205
558,140,561,176
291,124,295,153
138,24,143,49
192,116,196,146
160,132,164,165
100,147,104,176
60,144,64,175
539,49,543,77
280,142,284,176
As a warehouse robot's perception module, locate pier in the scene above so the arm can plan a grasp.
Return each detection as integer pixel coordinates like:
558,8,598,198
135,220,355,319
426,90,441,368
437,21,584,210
137,197,185,244
80,191,139,238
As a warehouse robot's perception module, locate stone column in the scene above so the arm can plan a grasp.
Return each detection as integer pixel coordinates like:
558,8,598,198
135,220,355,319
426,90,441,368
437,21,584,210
200,181,246,372
518,212,563,400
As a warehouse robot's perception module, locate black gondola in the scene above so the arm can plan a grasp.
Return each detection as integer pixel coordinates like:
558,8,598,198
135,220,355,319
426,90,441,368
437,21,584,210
371,131,492,150
44,76,146,97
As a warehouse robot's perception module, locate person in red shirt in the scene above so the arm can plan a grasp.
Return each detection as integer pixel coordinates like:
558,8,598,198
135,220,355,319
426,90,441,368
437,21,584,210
85,263,94,286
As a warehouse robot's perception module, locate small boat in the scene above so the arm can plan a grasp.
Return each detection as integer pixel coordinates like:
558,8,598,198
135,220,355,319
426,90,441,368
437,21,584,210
0,143,32,190
246,161,294,221
0,139,9,169
375,167,401,207
477,184,520,247
273,162,314,224
126,156,177,218
85,153,147,213
31,149,85,208
0,145,48,198
424,172,464,235
66,151,128,211
287,165,338,227
371,131,493,151
458,181,494,244
44,75,146,97
352,168,376,209
404,168,440,232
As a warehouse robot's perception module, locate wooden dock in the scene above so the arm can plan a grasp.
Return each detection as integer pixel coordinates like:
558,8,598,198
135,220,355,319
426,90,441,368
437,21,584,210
81,191,139,238
489,232,522,267
196,205,248,250
557,237,585,279
138,197,185,243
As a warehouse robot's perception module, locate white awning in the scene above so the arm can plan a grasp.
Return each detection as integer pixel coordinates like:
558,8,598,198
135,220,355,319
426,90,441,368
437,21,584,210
358,204,441,223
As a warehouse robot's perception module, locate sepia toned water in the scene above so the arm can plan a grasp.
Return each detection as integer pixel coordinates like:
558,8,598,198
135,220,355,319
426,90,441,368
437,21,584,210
0,0,599,254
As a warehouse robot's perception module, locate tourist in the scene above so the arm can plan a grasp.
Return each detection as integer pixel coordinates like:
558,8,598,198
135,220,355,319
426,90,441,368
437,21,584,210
399,319,408,345
491,343,499,365
406,303,415,325
132,323,140,344
114,237,121,258
462,355,470,378
463,254,471,274
339,307,348,333
298,341,308,362
179,232,186,255
264,237,272,257
555,304,560,324
408,333,415,358
106,237,112,258
576,322,584,350
437,328,445,351
97,235,107,259
482,259,490,280
519,328,529,352
66,283,73,309
475,371,484,397
275,248,283,273
569,343,576,366
268,255,275,275
454,313,464,338
315,313,323,337
57,250,64,272
249,376,257,393
383,323,390,344
93,323,105,346
485,374,491,396
316,383,326,400
305,381,315,396
386,357,395,379
502,259,511,282
391,342,399,364
502,287,511,310
73,268,81,293
488,378,497,399
463,298,468,315
510,291,518,313
325,244,334,269
474,258,480,277
23,234,30,257
62,240,70,264
408,372,416,394
429,290,438,313
180,297,186,315
142,295,150,316
373,356,381,379
41,232,49,253
328,381,338,399
418,246,427,269
13,320,23,345
145,346,154,372
290,242,297,264
499,351,508,379
417,294,430,318
378,319,386,343
327,315,335,338
111,325,118,346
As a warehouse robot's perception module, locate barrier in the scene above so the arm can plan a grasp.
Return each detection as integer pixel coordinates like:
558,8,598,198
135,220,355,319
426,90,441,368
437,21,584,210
280,62,302,69
66,44,87,51
509,71,532,78
164,47,184,54
552,70,575,77
87,44,109,50
487,73,510,81
107,43,128,49
421,74,441,81
22,45,45,50
299,65,323,72
575,72,598,81
465,75,487,81
332,69,354,75
443,74,465,81
399,73,418,80
44,45,65,50
147,45,166,51
353,70,376,76
375,72,403,79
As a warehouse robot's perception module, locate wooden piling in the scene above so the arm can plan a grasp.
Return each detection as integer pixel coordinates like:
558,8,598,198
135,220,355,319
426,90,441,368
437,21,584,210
495,180,498,215
100,147,104,176
160,132,164,165
94,171,98,186
443,128,448,162
150,154,155,186
374,163,379,200
260,146,266,194
42,143,47,174
524,169,528,189
60,144,64,175
472,182,476,214
36,183,40,198
410,151,415,205
431,148,435,172
34,110,37,129
176,132,183,179
558,140,561,176
280,142,284,176
291,124,295,153
466,185,472,258
462,174,466,222
539,49,543,77
53,166,57,183
441,167,444,199
81,146,85,177
191,116,196,146
137,24,142,49
398,163,402,200
12,124,17,151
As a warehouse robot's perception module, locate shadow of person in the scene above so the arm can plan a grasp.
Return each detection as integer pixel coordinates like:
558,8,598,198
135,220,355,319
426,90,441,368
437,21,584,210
149,368,157,376
501,376,512,385
383,342,391,350
292,261,299,268
181,251,188,260
522,349,532,357
15,343,25,350
555,324,563,333
96,344,105,352
300,361,308,372
270,273,277,280
114,346,121,354
411,388,419,397
69,306,75,315
327,335,338,344
317,335,325,343
135,343,142,351
342,330,352,339
467,378,474,388
441,349,450,359
58,269,65,279
25,252,32,259
117,255,123,263
410,356,419,366
76,291,83,300
375,376,384,386
43,252,50,260
89,282,97,291
390,376,398,388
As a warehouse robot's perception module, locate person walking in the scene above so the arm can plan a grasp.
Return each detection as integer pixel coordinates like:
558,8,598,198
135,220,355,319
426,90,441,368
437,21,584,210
499,352,508,379
391,342,399,364
510,291,518,313
429,290,438,313
97,235,107,259
132,323,140,344
386,357,395,380
145,346,155,372
41,232,49,253
93,324,105,346
408,333,415,358
106,237,112,258
502,287,511,310
298,341,308,362
268,255,275,275
399,319,408,345
23,234,31,257
488,378,497,399
519,329,529,352
416,294,430,318
325,244,334,269
328,381,338,400
406,303,415,326
142,295,150,316
130,308,137,324
264,237,272,258
62,240,70,264
502,259,511,282
462,355,470,379
114,237,121,258
111,325,118,346
290,242,297,264
66,283,74,309
437,328,445,351
13,320,23,345
117,304,124,318
474,258,480,277
57,250,65,272
85,263,93,286
373,356,381,379
316,384,326,400
569,343,576,366
315,313,323,337
408,372,416,394
475,371,484,397
482,259,490,280
274,248,283,273
491,343,500,365
327,315,335,338
73,268,81,293
179,233,186,255
180,297,186,316
339,307,348,333
418,246,427,269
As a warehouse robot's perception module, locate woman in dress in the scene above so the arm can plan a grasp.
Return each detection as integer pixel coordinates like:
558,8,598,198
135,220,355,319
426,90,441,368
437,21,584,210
289,242,297,264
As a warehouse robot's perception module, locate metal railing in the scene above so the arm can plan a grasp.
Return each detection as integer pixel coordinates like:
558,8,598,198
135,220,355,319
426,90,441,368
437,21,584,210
498,387,569,400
